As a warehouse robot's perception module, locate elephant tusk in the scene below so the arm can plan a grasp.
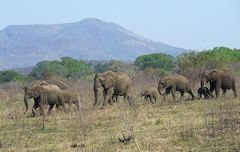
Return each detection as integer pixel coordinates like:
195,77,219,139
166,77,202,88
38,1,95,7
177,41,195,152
97,87,102,91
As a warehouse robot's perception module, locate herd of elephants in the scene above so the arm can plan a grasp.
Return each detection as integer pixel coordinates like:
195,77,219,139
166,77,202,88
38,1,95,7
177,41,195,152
23,69,237,117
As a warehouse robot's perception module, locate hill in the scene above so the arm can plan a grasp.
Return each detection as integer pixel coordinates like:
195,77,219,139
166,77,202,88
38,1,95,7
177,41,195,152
0,18,184,70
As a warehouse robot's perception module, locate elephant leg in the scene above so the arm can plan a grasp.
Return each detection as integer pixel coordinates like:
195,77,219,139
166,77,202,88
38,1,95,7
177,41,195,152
232,83,237,97
215,81,221,98
32,98,39,117
222,89,227,98
104,88,114,106
124,95,127,103
210,83,215,96
115,95,118,103
112,96,115,103
149,97,153,104
103,91,107,106
154,96,157,103
215,87,220,98
39,100,45,117
58,96,67,113
68,99,72,111
38,93,48,117
47,104,54,116
76,100,80,111
188,89,195,100
144,96,147,101
56,103,61,110
170,86,176,101
163,88,171,100
126,92,133,106
179,92,184,100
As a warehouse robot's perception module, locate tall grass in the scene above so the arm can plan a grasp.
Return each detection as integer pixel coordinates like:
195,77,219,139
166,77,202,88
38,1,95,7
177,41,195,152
0,76,239,151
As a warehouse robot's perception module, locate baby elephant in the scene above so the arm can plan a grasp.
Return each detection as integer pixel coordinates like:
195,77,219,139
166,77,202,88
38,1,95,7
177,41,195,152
62,89,80,111
140,88,158,103
198,87,213,99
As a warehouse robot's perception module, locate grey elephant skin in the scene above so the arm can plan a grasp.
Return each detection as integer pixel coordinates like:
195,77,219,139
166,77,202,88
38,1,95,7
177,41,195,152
23,84,67,117
140,88,158,103
158,75,195,101
93,71,132,107
40,80,80,111
61,89,80,111
201,69,237,98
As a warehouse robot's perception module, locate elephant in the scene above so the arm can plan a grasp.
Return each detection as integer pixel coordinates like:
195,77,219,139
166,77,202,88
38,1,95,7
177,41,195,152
197,87,213,99
41,79,69,89
158,75,195,101
40,80,80,111
23,84,67,117
140,88,158,103
93,71,132,107
61,89,80,111
201,69,237,98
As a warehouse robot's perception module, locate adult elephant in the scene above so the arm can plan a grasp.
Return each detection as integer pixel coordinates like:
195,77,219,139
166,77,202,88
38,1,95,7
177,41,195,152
93,71,132,107
23,84,67,117
201,69,237,98
158,75,195,101
42,79,69,89
40,80,80,111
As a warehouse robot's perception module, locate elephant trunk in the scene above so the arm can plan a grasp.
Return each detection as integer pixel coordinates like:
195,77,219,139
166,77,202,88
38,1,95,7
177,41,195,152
201,75,205,89
24,95,29,114
93,88,99,108
158,85,163,96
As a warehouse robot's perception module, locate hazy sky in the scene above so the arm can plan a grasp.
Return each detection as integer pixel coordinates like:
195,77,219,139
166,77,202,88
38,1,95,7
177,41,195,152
1,0,239,50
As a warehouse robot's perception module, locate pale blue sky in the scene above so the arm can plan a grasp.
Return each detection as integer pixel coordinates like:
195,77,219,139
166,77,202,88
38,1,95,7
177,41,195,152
1,0,239,50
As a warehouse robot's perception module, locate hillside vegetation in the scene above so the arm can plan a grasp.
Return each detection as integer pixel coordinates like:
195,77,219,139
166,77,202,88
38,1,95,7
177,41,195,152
1,47,240,83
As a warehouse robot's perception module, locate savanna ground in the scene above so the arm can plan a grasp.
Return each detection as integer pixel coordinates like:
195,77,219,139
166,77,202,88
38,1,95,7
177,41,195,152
0,77,240,152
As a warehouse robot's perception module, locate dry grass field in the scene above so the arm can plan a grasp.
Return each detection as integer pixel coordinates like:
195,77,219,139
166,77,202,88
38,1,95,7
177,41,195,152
0,78,240,152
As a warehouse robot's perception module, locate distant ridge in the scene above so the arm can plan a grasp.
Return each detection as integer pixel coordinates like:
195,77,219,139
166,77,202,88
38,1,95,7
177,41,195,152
0,18,185,70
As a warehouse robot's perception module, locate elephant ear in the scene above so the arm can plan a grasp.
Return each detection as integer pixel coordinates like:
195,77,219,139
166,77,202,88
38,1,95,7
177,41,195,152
164,78,173,88
101,72,118,89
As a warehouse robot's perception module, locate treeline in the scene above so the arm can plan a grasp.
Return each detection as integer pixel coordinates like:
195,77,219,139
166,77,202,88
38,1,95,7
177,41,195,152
1,47,240,83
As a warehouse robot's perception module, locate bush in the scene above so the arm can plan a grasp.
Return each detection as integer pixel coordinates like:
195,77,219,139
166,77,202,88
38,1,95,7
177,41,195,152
0,70,30,83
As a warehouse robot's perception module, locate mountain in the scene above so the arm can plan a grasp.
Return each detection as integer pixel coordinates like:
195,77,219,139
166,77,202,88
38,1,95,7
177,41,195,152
0,18,185,70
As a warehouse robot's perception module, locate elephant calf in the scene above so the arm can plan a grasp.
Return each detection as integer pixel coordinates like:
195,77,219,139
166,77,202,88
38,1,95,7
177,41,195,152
61,89,80,111
140,88,158,103
198,87,213,99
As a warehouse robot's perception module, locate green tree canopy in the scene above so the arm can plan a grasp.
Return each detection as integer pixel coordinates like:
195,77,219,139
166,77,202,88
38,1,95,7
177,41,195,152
0,70,29,83
30,57,93,79
134,53,175,70
176,47,240,81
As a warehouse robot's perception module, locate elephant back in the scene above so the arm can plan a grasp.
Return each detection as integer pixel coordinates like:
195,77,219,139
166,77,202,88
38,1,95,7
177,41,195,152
44,79,69,90
40,84,62,95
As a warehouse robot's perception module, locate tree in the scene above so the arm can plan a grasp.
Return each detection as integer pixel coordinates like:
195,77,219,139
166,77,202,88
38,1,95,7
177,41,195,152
0,70,29,83
134,53,175,70
30,57,93,79
175,47,240,85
